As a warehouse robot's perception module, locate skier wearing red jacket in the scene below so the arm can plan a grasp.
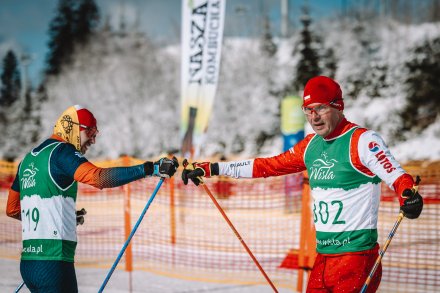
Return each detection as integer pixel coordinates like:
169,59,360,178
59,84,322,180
182,76,423,292
6,105,179,293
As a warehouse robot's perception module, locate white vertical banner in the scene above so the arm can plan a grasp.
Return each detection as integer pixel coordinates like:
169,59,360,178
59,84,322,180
180,0,226,158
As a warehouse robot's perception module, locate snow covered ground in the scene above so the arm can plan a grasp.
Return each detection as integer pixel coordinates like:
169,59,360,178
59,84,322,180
0,259,293,293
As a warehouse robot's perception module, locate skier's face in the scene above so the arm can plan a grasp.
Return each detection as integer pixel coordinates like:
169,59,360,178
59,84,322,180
305,103,343,137
80,127,98,154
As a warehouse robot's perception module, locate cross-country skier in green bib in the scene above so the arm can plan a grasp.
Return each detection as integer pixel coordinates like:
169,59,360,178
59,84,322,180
6,105,179,293
181,76,423,292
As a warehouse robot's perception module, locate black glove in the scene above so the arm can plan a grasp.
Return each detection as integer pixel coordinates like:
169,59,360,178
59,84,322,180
181,159,219,186
76,208,87,225
144,157,179,178
400,189,423,219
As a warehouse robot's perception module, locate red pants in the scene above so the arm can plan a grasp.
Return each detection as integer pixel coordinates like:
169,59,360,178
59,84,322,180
307,244,382,293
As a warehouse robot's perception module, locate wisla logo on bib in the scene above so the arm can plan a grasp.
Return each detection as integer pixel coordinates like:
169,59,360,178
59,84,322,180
368,141,396,173
21,162,39,189
310,152,337,180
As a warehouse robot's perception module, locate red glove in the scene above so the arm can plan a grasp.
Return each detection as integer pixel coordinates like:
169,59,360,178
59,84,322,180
181,159,219,186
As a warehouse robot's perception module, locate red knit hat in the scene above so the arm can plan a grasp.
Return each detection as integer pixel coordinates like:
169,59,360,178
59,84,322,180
302,76,344,110
75,105,97,130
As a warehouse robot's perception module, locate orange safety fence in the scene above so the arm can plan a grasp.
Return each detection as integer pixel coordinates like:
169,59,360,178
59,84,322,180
0,157,439,292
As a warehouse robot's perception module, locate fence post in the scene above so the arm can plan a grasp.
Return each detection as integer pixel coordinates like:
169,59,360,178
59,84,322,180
170,175,176,245
297,172,316,292
170,171,176,267
122,155,133,273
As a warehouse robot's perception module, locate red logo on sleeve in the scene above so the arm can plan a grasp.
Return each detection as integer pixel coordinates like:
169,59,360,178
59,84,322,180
368,141,396,173
368,141,380,152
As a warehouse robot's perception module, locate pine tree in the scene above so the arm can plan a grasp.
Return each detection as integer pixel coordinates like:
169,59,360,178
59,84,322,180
292,6,321,92
365,60,388,98
254,17,280,153
0,50,21,106
321,47,337,79
73,0,100,44
260,15,277,58
428,0,440,22
0,51,42,160
45,0,100,76
45,0,76,75
345,17,374,99
401,36,440,133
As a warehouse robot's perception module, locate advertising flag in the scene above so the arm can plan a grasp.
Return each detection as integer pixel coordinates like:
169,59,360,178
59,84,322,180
180,0,226,158
281,95,305,151
281,95,305,214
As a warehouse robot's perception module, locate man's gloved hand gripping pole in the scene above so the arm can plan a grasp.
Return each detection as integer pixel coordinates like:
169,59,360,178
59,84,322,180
361,176,423,293
400,176,423,219
144,156,179,178
181,160,219,186
76,208,87,225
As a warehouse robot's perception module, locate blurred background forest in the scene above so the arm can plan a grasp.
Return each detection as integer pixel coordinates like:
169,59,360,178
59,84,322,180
0,0,439,162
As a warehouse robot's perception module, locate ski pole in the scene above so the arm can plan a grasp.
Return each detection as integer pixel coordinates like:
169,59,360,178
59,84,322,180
199,181,279,292
98,178,165,293
360,176,421,293
14,281,24,293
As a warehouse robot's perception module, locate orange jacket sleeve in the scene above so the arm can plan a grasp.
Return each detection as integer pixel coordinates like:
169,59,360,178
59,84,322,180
252,134,314,178
6,189,21,220
74,161,146,189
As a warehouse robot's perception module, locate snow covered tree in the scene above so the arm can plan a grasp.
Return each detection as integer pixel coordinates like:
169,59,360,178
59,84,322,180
206,39,281,157
320,47,337,79
428,0,440,22
345,19,371,98
0,92,41,160
255,15,281,153
0,50,21,106
365,60,388,98
401,36,440,133
45,0,76,75
45,0,100,75
260,15,277,58
292,6,321,92
0,50,41,160
73,0,100,45
40,24,180,158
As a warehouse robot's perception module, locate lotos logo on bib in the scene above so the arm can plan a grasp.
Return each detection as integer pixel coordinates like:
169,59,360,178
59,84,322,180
368,141,380,152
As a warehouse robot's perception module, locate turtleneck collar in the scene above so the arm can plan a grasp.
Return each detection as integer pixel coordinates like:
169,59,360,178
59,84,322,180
324,117,358,140
50,134,67,142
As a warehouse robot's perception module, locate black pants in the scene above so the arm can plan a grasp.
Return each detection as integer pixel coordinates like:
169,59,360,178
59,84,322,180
20,260,77,293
